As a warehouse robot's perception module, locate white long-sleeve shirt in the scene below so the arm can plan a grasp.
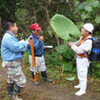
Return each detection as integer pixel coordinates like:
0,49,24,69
71,35,92,54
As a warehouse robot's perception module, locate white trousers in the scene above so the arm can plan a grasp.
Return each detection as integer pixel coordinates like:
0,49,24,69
76,56,90,91
29,55,46,72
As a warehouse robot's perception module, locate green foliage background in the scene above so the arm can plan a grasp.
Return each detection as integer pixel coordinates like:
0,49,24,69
0,0,100,78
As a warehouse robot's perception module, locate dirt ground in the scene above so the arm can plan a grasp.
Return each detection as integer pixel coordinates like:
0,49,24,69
0,62,100,100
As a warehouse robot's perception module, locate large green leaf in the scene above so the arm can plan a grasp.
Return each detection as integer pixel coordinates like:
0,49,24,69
51,14,80,40
55,44,68,54
64,62,73,71
55,43,75,59
89,0,99,7
84,5,93,12
81,12,90,20
78,1,88,10
95,15,100,24
77,0,99,11
66,76,75,81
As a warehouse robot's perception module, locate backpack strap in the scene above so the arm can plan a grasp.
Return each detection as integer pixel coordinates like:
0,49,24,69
84,37,93,54
83,37,93,54
84,38,93,42
84,37,93,75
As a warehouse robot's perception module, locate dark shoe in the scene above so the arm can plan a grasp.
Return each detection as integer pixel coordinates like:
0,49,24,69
7,82,14,99
7,93,12,99
41,71,52,82
31,71,34,79
34,80,39,85
41,71,47,79
13,94,23,100
31,72,39,85
13,84,23,100
43,78,52,82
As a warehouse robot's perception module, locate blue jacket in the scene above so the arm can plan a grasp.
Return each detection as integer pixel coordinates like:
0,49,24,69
28,33,44,56
1,31,27,61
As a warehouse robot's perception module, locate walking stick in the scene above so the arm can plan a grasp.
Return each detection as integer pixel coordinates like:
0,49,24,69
30,38,37,82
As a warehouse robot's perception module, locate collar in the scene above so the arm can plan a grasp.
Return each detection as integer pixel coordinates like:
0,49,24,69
31,33,39,39
6,31,15,37
81,34,89,40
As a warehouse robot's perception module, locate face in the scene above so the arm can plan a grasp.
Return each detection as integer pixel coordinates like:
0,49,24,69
32,30,39,36
81,27,89,36
10,23,18,34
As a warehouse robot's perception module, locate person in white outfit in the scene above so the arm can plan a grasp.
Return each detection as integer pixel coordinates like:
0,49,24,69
67,23,94,96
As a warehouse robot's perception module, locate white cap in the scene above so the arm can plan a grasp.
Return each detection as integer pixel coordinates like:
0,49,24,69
83,23,94,33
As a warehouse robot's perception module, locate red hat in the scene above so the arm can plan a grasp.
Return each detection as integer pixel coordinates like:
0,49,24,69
30,23,41,30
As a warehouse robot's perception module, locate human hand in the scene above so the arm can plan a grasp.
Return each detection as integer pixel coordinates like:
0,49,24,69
67,42,73,47
39,36,44,43
26,40,29,45
44,46,47,49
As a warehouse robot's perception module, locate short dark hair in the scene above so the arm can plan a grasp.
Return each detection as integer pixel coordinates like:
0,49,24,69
89,32,92,34
5,20,16,30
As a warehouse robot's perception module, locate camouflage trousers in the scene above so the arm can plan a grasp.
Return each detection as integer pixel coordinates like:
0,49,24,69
2,59,26,87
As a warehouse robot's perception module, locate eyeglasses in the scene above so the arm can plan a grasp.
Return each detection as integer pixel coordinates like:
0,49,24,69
36,30,39,32
32,29,39,31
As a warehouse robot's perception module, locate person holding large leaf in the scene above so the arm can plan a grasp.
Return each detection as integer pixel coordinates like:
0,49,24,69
67,23,94,96
28,23,52,85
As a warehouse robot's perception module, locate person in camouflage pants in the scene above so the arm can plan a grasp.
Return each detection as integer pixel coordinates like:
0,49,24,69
1,20,29,100
3,59,26,87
